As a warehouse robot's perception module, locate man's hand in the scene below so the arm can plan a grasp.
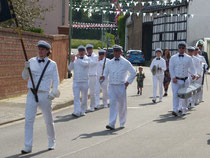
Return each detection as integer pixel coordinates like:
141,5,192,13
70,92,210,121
71,54,75,62
24,61,30,69
173,78,177,83
192,75,196,80
125,82,129,88
197,75,201,80
48,92,55,100
100,76,105,81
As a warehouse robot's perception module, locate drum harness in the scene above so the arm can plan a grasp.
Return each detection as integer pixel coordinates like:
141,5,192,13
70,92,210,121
30,60,51,102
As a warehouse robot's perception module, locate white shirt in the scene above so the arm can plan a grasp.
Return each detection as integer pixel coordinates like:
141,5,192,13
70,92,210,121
97,58,110,77
191,56,202,76
104,56,136,85
150,57,166,76
22,57,59,92
68,56,90,82
87,54,98,76
169,53,195,79
196,54,208,72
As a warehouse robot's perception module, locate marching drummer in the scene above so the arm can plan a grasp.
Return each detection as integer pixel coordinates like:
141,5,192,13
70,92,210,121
187,46,201,108
195,47,208,103
150,48,166,103
169,42,196,116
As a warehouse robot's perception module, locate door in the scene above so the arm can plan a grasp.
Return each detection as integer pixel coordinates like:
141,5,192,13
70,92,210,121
142,22,153,61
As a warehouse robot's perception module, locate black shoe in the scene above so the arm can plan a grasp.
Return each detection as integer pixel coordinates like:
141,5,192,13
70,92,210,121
72,113,79,117
163,93,168,97
106,125,115,130
152,99,156,103
137,91,139,95
48,147,55,151
21,150,32,154
172,111,178,117
140,91,142,95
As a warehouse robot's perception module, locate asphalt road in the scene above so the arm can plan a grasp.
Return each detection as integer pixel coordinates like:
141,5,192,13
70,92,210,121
1,67,210,158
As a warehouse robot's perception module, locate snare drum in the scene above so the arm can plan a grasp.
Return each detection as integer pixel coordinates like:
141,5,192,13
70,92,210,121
177,86,193,99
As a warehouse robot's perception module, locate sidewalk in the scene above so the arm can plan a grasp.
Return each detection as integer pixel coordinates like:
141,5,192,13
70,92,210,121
0,78,73,125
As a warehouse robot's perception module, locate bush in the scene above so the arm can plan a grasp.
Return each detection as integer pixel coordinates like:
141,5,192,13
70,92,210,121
71,39,107,49
24,28,44,34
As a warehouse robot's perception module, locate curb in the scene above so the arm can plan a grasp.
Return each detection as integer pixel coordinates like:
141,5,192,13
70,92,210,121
0,99,74,126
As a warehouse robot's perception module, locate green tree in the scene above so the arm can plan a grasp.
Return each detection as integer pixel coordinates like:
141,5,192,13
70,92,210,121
0,0,53,30
117,15,126,48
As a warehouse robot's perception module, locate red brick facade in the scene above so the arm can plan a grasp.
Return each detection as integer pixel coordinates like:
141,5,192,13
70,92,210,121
0,28,69,99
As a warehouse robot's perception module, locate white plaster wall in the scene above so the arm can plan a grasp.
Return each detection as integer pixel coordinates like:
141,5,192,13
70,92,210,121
187,0,210,46
35,0,69,35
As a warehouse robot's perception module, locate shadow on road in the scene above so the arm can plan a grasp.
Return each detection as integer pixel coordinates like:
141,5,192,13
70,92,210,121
54,114,79,123
5,149,49,158
207,139,210,145
72,128,123,140
54,106,108,123
139,102,158,106
153,111,187,123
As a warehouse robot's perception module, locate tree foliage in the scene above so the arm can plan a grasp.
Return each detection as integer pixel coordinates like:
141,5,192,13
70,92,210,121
0,0,53,30
117,15,126,48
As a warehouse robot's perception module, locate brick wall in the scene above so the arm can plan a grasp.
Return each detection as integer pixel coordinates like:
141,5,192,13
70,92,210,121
0,28,68,99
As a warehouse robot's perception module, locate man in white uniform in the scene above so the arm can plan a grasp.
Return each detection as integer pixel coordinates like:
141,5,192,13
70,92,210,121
86,44,98,111
68,46,90,117
187,46,202,107
150,48,166,103
21,41,60,154
95,50,110,109
169,42,195,116
195,47,208,103
100,45,136,130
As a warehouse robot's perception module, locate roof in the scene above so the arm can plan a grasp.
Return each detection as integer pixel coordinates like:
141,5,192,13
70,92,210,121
141,1,188,13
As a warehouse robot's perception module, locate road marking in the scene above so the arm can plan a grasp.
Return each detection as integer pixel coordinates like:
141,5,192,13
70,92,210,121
55,120,153,158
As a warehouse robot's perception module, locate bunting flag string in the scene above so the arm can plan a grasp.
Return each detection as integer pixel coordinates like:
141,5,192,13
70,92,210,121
72,22,118,30
71,0,192,10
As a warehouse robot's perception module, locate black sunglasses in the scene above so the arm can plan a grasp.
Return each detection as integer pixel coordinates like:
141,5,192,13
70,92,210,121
178,46,186,49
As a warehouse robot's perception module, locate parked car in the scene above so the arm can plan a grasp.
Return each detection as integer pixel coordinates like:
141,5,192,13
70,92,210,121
103,48,114,59
126,50,145,65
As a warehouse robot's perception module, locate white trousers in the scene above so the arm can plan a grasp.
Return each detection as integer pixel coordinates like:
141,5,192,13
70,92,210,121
152,75,164,100
196,77,203,103
108,84,127,127
73,82,88,115
24,90,55,149
88,76,97,109
171,79,189,113
188,78,196,107
95,77,109,107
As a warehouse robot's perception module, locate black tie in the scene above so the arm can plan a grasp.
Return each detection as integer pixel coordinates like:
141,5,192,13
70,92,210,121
156,58,160,60
38,59,45,63
179,54,184,57
115,58,119,61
